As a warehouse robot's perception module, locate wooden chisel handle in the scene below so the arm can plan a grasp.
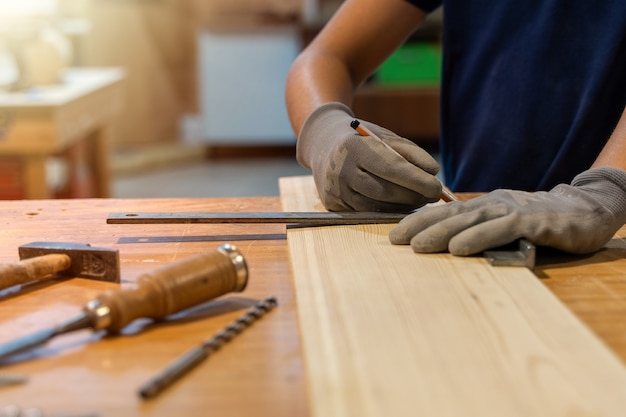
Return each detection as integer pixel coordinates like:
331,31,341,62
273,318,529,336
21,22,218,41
0,254,71,291
85,244,248,333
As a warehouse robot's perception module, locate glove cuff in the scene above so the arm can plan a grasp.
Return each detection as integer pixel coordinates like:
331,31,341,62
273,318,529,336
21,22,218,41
571,166,626,222
296,102,355,169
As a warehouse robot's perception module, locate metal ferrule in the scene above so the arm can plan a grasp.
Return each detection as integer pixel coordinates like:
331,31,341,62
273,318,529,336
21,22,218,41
84,299,113,331
216,244,248,292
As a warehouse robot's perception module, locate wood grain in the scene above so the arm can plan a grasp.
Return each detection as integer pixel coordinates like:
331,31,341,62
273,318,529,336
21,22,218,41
281,175,626,417
3,184,626,416
0,197,306,417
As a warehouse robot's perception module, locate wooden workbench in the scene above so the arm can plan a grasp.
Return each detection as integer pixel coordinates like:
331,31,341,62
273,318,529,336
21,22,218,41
0,194,625,416
0,68,124,199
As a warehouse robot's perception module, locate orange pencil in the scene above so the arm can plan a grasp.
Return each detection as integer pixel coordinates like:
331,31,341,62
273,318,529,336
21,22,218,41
350,119,458,203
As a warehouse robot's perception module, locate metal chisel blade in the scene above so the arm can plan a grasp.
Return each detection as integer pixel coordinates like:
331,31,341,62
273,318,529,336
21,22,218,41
0,313,92,362
0,328,58,361
106,211,408,225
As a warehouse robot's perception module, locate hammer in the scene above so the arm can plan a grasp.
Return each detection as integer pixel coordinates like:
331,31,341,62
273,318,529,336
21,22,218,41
0,242,120,291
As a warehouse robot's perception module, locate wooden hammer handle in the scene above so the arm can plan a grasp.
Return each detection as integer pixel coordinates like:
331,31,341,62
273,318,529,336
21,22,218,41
0,254,72,291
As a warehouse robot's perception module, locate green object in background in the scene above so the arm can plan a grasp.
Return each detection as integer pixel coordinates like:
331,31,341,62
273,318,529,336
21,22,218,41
376,43,441,86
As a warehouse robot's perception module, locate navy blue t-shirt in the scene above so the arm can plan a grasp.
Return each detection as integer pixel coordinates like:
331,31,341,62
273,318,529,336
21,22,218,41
404,0,626,191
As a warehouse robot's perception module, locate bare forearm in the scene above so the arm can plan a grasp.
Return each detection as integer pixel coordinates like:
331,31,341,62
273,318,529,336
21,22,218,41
285,51,357,136
285,0,426,136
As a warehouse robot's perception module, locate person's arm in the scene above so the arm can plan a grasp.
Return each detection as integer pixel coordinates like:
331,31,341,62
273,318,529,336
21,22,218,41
285,0,427,135
593,106,626,170
285,0,443,212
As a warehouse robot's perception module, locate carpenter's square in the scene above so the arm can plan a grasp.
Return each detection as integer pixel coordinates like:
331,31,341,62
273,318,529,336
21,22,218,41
106,211,407,225
106,211,536,269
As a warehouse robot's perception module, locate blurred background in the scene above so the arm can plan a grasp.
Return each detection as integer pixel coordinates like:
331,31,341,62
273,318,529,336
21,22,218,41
0,0,441,199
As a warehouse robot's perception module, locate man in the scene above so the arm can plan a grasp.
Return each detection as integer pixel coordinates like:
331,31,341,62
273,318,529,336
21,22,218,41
285,0,626,256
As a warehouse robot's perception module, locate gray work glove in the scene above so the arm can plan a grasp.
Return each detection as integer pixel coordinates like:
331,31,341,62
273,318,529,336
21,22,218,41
389,167,626,255
296,102,442,212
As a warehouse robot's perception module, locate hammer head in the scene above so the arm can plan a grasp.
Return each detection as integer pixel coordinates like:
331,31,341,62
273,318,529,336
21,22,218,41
18,242,120,283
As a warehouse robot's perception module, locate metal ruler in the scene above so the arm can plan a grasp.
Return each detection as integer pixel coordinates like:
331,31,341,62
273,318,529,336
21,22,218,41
106,211,407,225
107,211,535,269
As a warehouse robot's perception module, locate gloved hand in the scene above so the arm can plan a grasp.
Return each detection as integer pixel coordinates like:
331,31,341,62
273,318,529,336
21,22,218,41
296,102,442,212
389,167,626,255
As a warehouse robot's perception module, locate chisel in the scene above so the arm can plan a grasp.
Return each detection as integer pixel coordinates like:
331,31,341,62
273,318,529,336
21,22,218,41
0,244,248,362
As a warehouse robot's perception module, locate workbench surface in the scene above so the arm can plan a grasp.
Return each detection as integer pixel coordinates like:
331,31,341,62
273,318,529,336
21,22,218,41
0,196,625,416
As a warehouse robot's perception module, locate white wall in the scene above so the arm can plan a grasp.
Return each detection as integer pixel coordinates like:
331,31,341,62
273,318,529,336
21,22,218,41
195,25,301,145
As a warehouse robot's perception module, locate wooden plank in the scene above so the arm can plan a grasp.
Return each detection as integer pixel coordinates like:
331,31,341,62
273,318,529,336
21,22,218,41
280,175,626,417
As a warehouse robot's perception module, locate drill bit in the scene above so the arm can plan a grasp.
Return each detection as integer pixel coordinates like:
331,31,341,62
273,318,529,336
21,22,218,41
138,295,278,399
0,244,248,363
